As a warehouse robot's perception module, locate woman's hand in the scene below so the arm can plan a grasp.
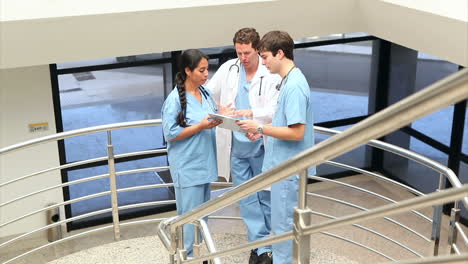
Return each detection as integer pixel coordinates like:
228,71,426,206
199,116,222,130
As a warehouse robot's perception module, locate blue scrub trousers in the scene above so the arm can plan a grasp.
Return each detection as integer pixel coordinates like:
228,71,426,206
231,153,272,255
271,177,298,264
174,183,211,256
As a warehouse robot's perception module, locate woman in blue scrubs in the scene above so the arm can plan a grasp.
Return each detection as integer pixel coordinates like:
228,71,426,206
162,49,221,256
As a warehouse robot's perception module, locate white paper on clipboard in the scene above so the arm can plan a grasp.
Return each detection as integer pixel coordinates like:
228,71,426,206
209,113,243,132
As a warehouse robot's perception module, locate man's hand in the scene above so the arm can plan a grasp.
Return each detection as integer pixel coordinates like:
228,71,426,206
236,120,259,133
246,132,262,142
217,103,235,116
233,109,253,118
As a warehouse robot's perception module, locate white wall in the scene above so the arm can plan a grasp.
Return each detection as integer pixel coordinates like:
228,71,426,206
359,0,467,67
0,0,466,239
0,0,358,68
1,0,466,68
0,65,63,237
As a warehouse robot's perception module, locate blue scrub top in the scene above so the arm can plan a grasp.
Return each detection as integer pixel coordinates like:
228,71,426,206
232,65,264,158
262,68,316,177
161,87,218,187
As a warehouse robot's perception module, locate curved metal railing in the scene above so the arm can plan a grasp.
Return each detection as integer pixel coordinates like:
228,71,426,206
0,125,466,263
0,68,467,263
0,134,463,261
157,67,468,263
0,119,229,264
0,121,456,264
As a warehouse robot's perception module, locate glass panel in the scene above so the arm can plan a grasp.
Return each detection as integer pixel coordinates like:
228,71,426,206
303,39,373,174
460,108,467,220
295,32,370,44
208,58,220,79
68,156,173,221
313,92,368,123
383,133,448,194
415,52,459,91
459,162,467,219
58,63,170,222
411,106,453,147
200,45,234,56
295,40,372,123
59,64,168,162
463,109,468,155
315,133,371,176
57,53,167,69
411,52,459,149
410,135,448,165
68,165,111,218
115,159,173,205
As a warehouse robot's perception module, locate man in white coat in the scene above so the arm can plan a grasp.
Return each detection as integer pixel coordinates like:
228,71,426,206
205,28,280,264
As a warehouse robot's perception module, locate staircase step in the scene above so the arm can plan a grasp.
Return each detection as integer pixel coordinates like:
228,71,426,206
48,233,360,264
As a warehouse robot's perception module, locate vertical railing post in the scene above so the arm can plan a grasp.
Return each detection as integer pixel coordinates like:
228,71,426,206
193,222,202,259
169,224,179,264
298,170,308,209
293,169,312,263
107,131,120,241
169,254,175,264
199,219,222,264
431,174,444,256
176,225,187,263
448,206,460,254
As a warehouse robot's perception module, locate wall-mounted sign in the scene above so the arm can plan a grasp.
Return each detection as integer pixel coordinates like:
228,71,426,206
29,122,49,133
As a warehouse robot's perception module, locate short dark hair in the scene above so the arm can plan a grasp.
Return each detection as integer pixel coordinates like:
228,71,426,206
258,30,294,60
233,28,260,50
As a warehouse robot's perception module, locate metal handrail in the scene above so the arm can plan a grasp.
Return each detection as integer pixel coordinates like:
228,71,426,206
165,68,467,233
0,119,163,155
0,179,230,228
310,210,424,257
455,223,468,245
301,186,468,238
311,176,433,222
2,218,166,264
323,161,425,196
178,185,468,264
389,253,468,264
0,148,167,188
315,127,462,191
321,231,396,261
0,200,177,250
0,69,466,263
309,176,432,223
307,192,431,242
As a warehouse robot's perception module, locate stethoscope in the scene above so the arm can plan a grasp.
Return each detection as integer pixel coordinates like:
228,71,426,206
276,66,296,91
228,59,265,96
181,86,218,127
228,59,241,73
199,86,218,112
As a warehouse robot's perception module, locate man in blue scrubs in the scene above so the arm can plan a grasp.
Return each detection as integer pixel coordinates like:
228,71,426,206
206,28,280,264
237,31,315,264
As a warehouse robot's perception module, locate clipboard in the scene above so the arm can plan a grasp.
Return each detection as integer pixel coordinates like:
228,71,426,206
209,113,243,132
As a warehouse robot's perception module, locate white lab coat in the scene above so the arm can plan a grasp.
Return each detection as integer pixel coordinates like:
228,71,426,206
205,57,281,181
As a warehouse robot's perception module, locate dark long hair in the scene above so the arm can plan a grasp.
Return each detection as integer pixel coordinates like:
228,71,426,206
175,49,209,127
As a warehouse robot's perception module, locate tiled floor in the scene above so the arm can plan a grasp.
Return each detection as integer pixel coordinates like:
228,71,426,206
1,174,467,264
